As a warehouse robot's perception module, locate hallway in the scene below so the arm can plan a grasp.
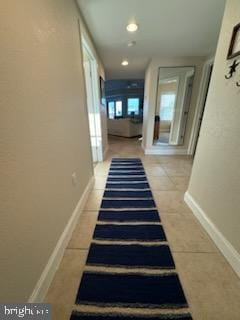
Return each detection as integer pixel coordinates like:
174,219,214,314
1,1,240,317
46,137,240,320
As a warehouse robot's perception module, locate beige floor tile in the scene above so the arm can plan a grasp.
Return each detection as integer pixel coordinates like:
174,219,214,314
95,161,111,168
144,165,167,176
161,213,217,252
173,252,240,320
93,176,107,189
45,137,240,320
45,249,87,306
105,154,121,161
67,211,98,249
93,169,109,177
158,155,193,164
50,304,73,320
169,176,190,191
154,190,192,213
94,162,110,176
162,162,192,176
140,155,162,164
148,176,177,190
84,190,103,211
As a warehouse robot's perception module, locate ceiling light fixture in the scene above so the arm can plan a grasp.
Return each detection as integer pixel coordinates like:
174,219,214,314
121,60,129,66
126,23,138,32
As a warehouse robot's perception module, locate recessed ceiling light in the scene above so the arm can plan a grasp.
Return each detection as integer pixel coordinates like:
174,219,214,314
166,79,177,83
121,60,129,66
128,41,136,47
126,23,138,32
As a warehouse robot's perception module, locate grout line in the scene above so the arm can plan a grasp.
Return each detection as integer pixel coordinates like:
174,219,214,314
67,247,89,250
171,250,220,254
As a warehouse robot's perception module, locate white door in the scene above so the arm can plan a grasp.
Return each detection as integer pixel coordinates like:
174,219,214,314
168,77,180,145
82,43,103,163
83,60,98,162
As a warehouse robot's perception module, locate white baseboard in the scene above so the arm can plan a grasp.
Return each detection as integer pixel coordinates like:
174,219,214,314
28,177,94,302
144,147,188,155
184,191,240,278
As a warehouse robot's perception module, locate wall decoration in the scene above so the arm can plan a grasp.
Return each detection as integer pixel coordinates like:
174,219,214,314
227,23,240,59
225,59,239,79
99,76,106,106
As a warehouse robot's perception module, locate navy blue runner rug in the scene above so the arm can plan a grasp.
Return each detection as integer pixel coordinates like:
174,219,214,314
70,158,192,320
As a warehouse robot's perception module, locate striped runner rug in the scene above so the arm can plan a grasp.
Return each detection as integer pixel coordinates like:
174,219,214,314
70,158,192,320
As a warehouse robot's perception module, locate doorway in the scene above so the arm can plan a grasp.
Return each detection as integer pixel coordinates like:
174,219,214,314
82,37,103,163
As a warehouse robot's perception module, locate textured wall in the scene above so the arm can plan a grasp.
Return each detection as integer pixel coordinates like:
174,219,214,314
0,0,93,301
188,0,240,254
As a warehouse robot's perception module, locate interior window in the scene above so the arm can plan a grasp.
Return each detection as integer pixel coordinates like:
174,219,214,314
108,101,115,119
115,101,123,117
160,93,176,121
127,98,140,115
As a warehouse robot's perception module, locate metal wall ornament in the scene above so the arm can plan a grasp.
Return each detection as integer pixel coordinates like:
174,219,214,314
225,23,240,87
224,59,240,87
227,23,240,60
225,59,239,79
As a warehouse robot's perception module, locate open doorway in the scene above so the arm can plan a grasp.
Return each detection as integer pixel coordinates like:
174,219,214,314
81,36,103,163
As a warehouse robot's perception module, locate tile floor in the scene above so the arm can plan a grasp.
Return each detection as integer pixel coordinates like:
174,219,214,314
45,136,240,320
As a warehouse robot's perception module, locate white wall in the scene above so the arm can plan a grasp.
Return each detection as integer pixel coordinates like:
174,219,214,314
142,57,205,153
0,0,97,301
186,0,240,274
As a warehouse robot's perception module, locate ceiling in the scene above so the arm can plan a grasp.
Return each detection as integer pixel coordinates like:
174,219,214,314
77,0,226,79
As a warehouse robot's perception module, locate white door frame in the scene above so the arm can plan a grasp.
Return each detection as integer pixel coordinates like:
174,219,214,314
188,58,214,155
177,73,194,145
168,76,181,145
82,36,103,162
